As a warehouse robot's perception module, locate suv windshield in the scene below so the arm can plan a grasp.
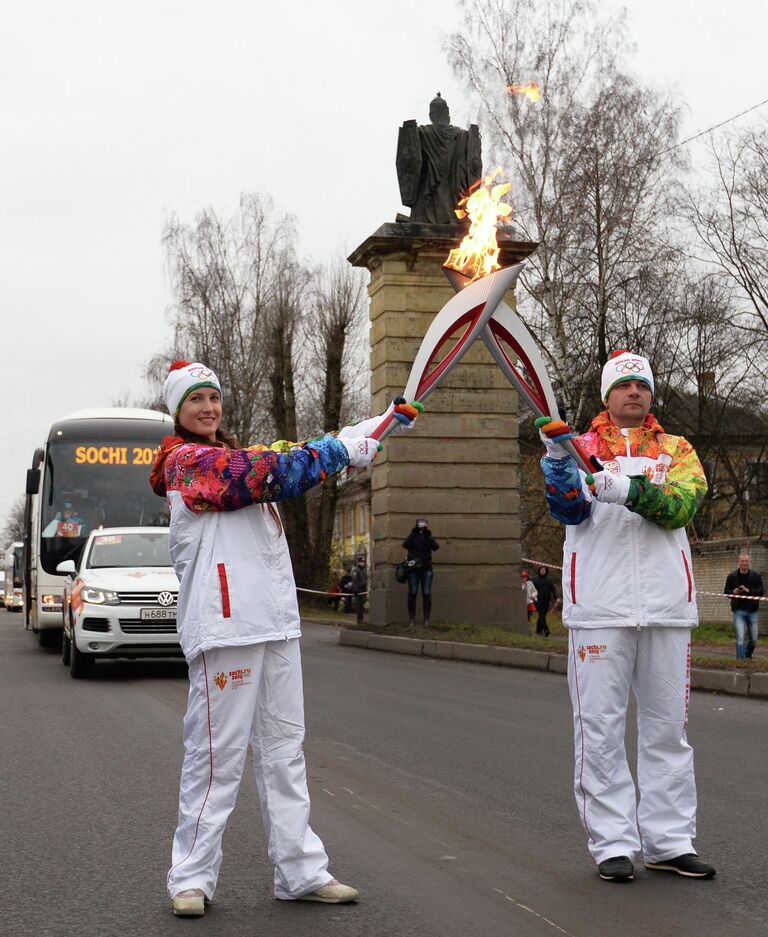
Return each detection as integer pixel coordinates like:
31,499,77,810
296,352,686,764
86,532,172,569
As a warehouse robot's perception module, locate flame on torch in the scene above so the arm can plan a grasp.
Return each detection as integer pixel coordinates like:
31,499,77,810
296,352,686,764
506,81,541,103
444,168,512,282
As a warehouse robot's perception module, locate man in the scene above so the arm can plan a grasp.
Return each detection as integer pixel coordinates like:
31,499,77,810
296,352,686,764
538,349,715,883
724,553,764,658
350,557,368,625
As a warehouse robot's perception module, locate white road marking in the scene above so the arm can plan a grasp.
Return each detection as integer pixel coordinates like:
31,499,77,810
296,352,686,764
322,788,336,797
341,787,355,794
502,893,578,937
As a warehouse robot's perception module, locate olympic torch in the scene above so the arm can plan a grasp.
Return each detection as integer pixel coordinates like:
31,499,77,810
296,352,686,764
367,260,526,442
441,169,595,475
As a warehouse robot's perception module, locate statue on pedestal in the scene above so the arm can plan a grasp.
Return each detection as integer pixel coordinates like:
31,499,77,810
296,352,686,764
396,93,482,225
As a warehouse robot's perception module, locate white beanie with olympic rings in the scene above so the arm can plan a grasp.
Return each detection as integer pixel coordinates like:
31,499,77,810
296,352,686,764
163,360,222,417
601,350,654,403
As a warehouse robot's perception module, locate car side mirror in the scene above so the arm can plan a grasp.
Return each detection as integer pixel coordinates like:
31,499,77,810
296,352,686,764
26,468,40,495
56,560,77,575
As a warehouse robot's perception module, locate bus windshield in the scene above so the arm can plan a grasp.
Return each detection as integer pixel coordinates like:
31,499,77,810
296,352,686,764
40,438,169,575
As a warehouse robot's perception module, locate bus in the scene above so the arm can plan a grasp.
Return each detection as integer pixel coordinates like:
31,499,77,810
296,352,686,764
3,542,23,611
24,408,173,645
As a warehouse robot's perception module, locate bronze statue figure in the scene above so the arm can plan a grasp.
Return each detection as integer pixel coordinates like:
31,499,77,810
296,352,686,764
396,93,482,225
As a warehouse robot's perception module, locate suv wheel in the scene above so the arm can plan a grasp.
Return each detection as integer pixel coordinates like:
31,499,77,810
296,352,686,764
69,626,95,679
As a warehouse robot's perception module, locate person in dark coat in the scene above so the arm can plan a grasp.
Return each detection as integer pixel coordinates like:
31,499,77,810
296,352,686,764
724,553,764,658
402,518,440,627
339,569,354,613
532,565,558,637
350,557,368,624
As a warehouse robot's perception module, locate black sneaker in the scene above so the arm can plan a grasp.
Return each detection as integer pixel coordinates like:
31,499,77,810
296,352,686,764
598,856,634,881
645,854,716,879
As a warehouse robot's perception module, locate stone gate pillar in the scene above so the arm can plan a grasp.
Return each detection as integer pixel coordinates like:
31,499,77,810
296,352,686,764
349,223,537,630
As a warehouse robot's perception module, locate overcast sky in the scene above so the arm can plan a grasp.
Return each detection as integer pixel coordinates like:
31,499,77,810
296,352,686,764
2,0,767,526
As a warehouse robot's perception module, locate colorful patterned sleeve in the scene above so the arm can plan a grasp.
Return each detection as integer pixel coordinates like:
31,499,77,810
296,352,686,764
626,436,707,530
165,434,350,512
541,455,592,525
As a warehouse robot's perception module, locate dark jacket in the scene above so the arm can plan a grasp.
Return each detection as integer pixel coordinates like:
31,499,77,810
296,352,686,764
532,574,558,608
402,528,440,569
351,566,367,595
724,569,764,612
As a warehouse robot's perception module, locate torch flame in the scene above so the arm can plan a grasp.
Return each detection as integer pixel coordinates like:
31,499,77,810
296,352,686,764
506,81,541,103
444,168,513,282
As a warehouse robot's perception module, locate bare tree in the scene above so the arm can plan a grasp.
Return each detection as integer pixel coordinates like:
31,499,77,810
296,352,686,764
447,0,685,428
299,259,369,588
688,123,768,339
2,495,25,544
159,192,297,443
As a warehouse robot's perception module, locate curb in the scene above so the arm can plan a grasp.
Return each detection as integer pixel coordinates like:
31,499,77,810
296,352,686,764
338,629,768,699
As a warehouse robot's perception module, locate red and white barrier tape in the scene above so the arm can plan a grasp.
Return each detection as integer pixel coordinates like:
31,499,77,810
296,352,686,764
521,557,768,602
296,587,368,597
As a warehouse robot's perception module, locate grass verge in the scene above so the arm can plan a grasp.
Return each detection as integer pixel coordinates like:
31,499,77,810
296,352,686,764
340,618,768,673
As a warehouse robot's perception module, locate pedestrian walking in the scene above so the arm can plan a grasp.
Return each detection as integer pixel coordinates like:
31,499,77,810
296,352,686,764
350,556,368,624
531,565,558,636
402,519,439,627
724,553,764,658
150,360,419,916
538,350,716,884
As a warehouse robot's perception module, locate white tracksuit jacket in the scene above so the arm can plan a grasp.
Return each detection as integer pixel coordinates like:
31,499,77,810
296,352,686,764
542,411,709,864
151,432,350,899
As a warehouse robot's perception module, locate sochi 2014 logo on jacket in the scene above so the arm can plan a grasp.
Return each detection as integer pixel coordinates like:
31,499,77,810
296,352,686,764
214,672,228,691
577,643,608,663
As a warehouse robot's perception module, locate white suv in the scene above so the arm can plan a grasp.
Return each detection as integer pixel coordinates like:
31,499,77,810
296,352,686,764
58,527,181,678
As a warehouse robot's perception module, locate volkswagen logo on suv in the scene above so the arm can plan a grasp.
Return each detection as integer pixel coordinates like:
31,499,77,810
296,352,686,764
157,591,175,607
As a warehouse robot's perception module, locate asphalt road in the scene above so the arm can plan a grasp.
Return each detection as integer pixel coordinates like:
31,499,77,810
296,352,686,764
1,608,766,937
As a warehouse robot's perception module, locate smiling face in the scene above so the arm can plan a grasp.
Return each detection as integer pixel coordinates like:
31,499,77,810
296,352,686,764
606,379,653,429
177,387,222,442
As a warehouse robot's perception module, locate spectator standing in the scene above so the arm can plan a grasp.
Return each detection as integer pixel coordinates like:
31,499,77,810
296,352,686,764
531,565,558,637
402,519,439,627
724,553,764,659
339,569,354,613
350,557,368,624
521,570,538,626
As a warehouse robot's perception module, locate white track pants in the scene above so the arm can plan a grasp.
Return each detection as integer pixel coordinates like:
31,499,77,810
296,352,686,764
167,640,332,900
567,627,697,865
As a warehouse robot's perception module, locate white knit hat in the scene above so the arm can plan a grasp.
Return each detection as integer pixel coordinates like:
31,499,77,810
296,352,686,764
601,350,654,403
163,360,222,417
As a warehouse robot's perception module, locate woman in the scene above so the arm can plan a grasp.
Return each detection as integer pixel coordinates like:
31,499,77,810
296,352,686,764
402,518,439,627
531,565,558,637
150,360,417,916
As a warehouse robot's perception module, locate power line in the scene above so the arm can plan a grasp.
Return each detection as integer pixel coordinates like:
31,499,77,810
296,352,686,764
656,97,768,158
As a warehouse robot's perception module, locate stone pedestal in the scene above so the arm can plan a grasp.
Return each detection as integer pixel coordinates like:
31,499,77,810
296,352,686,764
349,223,538,630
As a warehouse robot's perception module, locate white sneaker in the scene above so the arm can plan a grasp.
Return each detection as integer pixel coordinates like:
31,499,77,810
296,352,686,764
298,879,359,903
172,888,206,916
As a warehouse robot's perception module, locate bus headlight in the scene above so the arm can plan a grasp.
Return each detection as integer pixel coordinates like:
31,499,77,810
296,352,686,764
41,594,63,606
82,587,120,606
